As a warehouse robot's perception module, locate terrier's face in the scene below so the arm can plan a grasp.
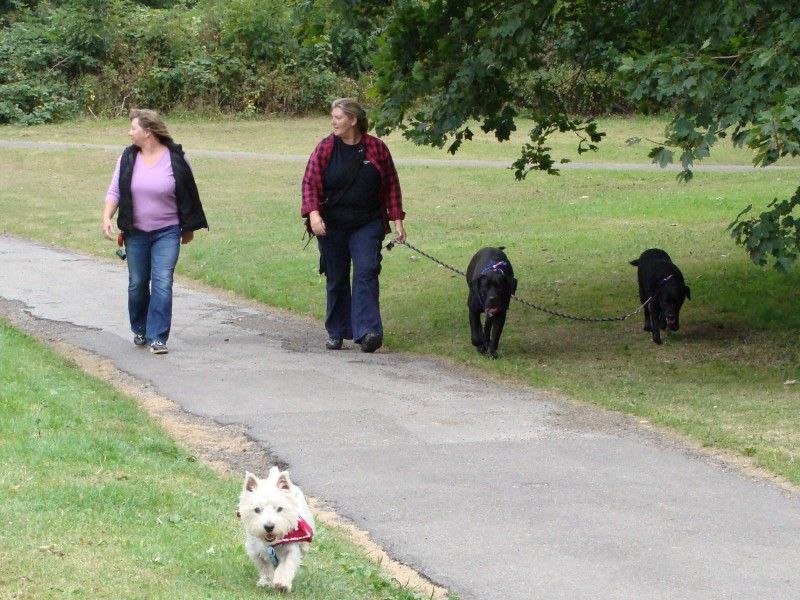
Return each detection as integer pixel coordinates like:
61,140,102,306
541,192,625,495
238,468,300,544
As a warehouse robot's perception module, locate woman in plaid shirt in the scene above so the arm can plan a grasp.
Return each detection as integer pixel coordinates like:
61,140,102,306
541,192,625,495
301,98,406,352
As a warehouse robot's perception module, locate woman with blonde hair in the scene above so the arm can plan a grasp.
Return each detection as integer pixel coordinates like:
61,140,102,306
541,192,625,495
301,98,406,352
102,108,208,355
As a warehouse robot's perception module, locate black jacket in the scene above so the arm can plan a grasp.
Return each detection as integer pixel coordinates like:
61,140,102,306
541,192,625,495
116,143,208,233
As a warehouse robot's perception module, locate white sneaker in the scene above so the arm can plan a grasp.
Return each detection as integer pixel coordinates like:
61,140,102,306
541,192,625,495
149,341,168,355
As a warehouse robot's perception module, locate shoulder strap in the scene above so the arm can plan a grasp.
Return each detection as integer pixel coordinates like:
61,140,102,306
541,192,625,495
303,141,364,242
323,144,365,208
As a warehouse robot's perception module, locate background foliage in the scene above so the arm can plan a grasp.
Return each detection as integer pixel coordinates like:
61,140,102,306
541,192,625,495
0,0,375,123
0,0,630,126
371,0,800,272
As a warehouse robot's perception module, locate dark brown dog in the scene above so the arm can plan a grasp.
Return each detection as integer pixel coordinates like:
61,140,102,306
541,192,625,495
466,247,517,359
630,248,691,344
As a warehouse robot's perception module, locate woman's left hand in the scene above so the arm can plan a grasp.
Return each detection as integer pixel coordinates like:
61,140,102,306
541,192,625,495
393,220,406,244
181,230,194,245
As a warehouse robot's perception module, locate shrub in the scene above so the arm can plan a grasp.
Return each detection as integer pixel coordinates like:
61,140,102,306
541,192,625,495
511,62,633,117
0,0,366,123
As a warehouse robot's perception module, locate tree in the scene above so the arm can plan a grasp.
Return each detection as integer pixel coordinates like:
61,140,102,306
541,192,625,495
372,0,800,271
0,0,356,121
293,0,392,78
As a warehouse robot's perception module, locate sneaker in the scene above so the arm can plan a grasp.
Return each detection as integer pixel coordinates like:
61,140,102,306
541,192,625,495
149,341,168,355
359,333,382,353
133,333,147,346
325,336,343,350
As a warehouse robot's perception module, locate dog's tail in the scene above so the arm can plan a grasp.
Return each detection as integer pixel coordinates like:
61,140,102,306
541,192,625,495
629,259,639,267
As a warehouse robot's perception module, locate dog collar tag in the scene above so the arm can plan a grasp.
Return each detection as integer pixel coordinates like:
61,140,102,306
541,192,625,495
264,545,279,568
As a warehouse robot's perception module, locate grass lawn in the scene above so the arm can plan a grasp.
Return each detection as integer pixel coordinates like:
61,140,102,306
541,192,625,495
0,323,445,600
0,114,798,493
3,114,800,167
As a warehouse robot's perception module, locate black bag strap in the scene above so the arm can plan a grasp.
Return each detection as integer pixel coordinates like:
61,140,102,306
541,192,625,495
303,143,365,244
323,143,365,209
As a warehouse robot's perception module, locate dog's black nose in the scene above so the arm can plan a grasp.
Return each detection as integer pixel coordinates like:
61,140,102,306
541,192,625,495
264,523,274,533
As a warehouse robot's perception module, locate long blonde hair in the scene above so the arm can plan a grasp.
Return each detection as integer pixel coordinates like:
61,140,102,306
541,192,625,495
331,98,368,134
129,108,174,146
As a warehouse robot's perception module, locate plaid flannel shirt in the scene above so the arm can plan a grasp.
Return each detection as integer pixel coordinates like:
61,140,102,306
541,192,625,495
301,133,404,233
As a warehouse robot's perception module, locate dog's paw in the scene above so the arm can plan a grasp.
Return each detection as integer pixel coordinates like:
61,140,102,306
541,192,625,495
488,350,498,359
257,575,270,587
273,582,291,593
643,323,652,332
475,344,487,354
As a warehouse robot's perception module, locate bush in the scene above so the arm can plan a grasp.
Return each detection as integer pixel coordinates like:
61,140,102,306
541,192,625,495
0,79,78,125
0,0,367,124
511,62,633,117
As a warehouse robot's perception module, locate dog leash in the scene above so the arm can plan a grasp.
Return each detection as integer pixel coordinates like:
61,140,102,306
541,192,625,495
385,240,654,323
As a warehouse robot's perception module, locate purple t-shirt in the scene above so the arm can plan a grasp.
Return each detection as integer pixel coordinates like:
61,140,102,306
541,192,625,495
106,150,179,232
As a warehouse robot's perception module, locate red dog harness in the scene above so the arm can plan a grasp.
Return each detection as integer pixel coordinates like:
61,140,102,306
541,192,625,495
273,517,314,545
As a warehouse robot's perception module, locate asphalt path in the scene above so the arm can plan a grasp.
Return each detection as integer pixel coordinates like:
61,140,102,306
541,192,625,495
1,234,799,599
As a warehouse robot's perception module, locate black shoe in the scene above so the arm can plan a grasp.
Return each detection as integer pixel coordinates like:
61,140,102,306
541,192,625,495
133,333,147,346
359,333,382,353
325,336,343,350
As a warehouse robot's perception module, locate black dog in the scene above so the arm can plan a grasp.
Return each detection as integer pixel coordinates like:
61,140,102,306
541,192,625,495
630,248,691,344
466,247,518,359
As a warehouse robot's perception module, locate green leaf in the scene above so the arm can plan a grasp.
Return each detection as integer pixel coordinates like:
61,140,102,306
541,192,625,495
648,146,673,168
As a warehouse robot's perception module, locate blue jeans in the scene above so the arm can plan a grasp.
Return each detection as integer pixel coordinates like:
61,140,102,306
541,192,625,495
317,218,385,342
124,225,181,344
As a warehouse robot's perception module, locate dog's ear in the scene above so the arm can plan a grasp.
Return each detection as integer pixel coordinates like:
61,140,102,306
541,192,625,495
243,471,258,493
508,276,518,296
469,276,482,298
629,259,639,267
684,285,691,300
276,470,293,491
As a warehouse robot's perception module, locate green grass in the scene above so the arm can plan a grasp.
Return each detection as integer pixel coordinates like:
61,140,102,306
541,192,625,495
0,116,799,489
3,113,799,166
0,323,446,600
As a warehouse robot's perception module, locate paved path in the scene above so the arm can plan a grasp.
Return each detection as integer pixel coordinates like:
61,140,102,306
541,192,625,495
1,139,796,172
1,234,799,600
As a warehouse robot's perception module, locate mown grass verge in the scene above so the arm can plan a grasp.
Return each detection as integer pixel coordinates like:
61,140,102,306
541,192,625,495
3,114,799,166
0,322,449,600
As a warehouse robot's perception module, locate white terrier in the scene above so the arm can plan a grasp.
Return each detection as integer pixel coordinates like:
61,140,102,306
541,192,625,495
238,467,315,592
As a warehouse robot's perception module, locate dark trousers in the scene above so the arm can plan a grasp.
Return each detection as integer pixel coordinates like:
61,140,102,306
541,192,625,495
317,218,385,342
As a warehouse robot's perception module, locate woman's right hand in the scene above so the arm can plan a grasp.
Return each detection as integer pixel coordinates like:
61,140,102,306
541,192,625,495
102,199,118,240
102,217,114,240
309,211,326,237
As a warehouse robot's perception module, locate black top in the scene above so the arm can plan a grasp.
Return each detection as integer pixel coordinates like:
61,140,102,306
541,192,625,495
323,136,382,230
117,143,208,234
